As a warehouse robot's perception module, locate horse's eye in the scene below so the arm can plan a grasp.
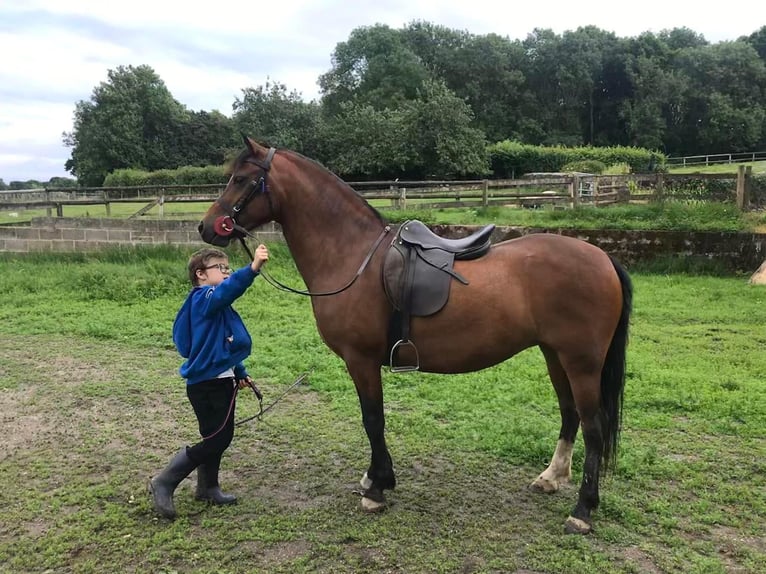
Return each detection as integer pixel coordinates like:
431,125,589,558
233,176,246,185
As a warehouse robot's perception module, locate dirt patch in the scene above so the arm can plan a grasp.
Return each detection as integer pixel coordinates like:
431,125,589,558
621,546,661,573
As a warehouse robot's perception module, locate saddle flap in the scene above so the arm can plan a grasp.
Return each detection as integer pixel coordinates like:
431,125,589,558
383,242,454,317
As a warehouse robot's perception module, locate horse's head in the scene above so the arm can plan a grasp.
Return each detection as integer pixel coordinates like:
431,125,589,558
198,136,278,247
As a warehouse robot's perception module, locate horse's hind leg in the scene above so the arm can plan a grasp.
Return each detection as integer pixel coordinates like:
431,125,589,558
531,346,580,494
559,358,605,535
346,355,396,512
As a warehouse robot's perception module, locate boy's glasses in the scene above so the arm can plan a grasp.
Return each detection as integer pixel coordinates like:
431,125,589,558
204,263,233,274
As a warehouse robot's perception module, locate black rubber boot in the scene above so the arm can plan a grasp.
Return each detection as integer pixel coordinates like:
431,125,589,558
195,457,237,505
149,448,198,519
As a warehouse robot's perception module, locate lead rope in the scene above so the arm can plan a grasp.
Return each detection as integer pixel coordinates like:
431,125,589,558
200,371,309,440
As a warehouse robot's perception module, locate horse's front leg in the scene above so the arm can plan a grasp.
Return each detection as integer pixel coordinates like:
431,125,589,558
346,356,395,512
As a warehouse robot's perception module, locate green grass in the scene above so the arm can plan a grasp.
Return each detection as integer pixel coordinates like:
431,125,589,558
0,245,764,573
5,200,764,234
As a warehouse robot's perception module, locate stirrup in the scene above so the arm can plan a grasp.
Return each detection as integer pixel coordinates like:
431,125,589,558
389,339,420,373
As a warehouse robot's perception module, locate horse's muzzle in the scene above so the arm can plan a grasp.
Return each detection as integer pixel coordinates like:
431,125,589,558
198,220,231,247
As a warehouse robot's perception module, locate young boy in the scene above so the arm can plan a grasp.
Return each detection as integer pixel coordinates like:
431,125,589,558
150,244,269,520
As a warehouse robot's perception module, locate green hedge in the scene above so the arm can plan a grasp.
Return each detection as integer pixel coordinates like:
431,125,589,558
488,141,666,178
103,165,227,188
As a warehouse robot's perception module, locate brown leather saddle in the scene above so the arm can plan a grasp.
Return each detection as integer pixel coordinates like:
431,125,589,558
382,220,495,371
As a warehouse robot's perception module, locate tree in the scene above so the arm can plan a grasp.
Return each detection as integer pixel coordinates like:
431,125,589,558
521,29,583,146
403,23,529,143
742,26,766,62
47,176,78,188
402,80,490,178
63,65,188,186
176,110,238,167
232,81,324,159
672,41,766,153
319,24,431,115
621,33,678,151
321,103,414,179
321,80,488,180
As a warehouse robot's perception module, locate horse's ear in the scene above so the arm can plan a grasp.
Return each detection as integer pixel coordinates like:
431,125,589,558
242,134,262,156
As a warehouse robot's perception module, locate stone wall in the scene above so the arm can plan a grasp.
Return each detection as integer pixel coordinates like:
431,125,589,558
1,217,764,272
433,224,766,272
0,217,282,253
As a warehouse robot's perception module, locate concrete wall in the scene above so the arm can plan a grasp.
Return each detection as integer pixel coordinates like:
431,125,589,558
1,217,764,272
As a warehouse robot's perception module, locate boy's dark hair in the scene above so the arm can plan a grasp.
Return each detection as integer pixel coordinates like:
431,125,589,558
188,248,228,285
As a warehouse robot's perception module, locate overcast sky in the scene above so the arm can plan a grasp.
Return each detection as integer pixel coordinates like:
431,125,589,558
1,0,762,183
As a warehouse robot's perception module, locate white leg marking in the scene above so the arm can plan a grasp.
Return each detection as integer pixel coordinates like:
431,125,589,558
531,439,574,493
360,471,373,490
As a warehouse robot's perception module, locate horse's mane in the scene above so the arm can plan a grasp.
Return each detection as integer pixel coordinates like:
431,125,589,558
279,148,388,226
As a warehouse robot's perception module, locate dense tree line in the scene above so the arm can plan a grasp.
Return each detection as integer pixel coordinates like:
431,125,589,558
62,23,766,186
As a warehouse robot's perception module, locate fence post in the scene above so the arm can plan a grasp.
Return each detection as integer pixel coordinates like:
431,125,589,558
736,165,747,210
654,173,664,202
569,174,580,208
159,193,165,219
592,176,599,206
399,187,407,210
482,180,489,207
103,190,111,217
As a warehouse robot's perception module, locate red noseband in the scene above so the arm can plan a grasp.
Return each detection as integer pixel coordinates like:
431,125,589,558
213,215,235,237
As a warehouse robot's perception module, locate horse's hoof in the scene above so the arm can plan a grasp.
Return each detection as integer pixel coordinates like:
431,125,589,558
361,496,387,513
564,516,592,535
530,476,559,493
360,471,373,490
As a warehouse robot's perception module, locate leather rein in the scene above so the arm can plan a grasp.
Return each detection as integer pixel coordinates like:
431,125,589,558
214,148,391,297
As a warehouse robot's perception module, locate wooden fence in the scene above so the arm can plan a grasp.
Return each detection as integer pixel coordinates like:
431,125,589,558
666,150,766,168
0,169,755,218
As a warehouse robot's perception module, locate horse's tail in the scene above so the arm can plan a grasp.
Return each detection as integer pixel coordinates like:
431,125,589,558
600,256,633,472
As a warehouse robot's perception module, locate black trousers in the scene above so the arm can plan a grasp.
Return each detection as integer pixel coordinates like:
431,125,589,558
185,377,236,465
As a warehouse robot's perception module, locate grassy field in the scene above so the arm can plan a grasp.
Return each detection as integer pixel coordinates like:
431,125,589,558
0,245,764,573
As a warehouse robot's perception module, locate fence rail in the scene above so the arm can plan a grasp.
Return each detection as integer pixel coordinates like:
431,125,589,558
0,170,755,218
666,151,766,167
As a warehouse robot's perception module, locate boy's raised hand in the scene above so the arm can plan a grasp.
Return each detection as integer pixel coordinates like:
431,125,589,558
251,244,269,272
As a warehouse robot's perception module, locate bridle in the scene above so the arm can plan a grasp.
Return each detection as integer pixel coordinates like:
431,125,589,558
216,147,277,230
212,148,391,297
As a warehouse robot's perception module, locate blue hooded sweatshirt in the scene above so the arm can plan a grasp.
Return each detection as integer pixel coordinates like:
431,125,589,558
173,265,259,385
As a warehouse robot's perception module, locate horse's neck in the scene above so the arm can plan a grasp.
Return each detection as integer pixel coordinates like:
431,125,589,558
278,170,383,290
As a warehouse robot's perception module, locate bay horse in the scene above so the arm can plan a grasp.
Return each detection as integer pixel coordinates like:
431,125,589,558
198,137,632,534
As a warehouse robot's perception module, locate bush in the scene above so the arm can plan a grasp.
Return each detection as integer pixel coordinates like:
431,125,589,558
603,162,632,175
561,160,607,174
